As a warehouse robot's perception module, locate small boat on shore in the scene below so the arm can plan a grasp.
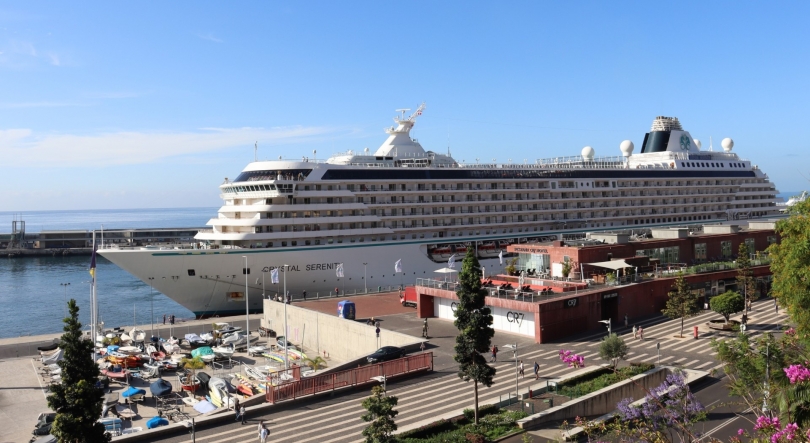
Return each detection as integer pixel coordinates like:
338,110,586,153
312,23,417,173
130,329,146,342
212,343,235,359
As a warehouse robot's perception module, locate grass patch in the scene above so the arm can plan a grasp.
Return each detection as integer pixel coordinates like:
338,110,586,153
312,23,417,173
558,363,654,398
396,408,528,443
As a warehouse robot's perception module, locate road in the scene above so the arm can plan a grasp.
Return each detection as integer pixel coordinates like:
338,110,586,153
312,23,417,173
154,298,784,443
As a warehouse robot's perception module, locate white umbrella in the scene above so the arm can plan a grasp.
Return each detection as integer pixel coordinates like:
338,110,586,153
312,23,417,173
519,271,525,289
434,267,458,282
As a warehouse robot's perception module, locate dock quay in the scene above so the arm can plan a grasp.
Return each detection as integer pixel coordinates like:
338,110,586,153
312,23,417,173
1,292,425,443
1,226,205,255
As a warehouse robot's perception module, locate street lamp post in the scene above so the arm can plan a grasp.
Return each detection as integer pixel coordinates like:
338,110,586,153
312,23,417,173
598,319,611,336
147,277,155,337
60,282,70,317
363,263,368,293
656,342,660,366
283,264,289,369
243,256,250,340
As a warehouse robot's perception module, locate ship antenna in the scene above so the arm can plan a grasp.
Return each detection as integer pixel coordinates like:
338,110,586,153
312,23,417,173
254,141,258,162
709,136,713,152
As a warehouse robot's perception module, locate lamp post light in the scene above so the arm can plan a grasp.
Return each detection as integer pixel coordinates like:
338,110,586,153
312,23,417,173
282,264,289,369
363,263,368,293
147,277,155,337
243,256,250,339
598,319,611,336
656,342,660,366
60,282,70,317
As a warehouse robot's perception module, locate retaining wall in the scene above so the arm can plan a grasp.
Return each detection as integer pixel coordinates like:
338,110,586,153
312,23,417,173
261,300,423,362
518,366,669,430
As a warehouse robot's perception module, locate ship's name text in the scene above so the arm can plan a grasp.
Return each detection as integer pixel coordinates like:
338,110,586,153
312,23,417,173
261,262,342,273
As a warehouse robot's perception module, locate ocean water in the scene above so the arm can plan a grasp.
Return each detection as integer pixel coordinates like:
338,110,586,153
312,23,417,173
0,207,217,338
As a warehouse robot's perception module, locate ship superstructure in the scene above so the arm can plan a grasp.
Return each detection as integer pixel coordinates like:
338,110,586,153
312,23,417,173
100,108,780,316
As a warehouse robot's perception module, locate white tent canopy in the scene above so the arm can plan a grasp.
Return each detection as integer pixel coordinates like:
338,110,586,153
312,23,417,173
434,268,458,274
585,259,634,271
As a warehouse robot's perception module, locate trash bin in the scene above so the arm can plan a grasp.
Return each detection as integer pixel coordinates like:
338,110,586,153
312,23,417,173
693,325,699,339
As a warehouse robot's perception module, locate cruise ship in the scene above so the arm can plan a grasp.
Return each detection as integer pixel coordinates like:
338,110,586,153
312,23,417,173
100,105,781,316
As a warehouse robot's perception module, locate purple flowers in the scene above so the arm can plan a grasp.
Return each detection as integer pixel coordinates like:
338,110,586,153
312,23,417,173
783,364,810,384
615,372,705,433
559,350,585,368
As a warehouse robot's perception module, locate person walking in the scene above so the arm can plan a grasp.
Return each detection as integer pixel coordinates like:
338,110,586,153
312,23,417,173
533,361,540,380
491,345,498,362
334,287,339,296
775,299,779,314
420,341,426,353
422,318,429,338
239,404,247,425
234,398,241,422
632,325,637,339
163,314,166,325
302,290,307,300
639,326,644,340
260,424,269,443
170,314,175,325
518,360,525,378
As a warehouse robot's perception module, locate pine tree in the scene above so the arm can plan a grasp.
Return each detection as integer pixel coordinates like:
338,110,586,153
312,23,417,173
453,248,496,424
662,273,702,337
736,242,758,312
47,299,110,443
360,385,398,443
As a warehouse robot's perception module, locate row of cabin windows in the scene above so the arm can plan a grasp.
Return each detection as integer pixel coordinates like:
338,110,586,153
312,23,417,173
679,161,746,169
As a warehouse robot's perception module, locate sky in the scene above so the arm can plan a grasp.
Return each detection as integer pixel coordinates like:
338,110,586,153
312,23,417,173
1,1,808,211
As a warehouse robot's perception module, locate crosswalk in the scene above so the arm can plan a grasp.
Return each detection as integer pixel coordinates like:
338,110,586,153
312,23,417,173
169,299,787,443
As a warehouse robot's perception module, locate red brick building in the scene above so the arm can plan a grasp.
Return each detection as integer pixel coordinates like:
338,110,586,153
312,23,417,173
414,221,777,343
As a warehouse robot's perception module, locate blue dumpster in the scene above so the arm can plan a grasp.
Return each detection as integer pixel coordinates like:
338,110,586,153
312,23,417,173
337,300,356,320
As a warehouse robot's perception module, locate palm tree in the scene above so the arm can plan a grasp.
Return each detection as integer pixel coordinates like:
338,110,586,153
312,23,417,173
180,356,205,396
302,356,327,371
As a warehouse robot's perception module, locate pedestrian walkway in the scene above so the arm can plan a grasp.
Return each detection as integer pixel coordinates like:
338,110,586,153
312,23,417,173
156,298,787,443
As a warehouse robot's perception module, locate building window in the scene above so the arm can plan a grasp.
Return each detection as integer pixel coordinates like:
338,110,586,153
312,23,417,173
767,235,777,245
721,241,732,259
694,243,707,261
636,246,680,264
187,269,195,276
744,238,756,254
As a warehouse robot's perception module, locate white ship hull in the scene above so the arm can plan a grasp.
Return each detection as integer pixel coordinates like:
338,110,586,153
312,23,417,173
101,238,510,316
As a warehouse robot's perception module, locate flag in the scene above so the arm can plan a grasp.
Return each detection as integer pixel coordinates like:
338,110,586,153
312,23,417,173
448,254,457,269
89,246,97,279
270,268,279,284
394,259,402,273
336,263,344,278
498,249,503,265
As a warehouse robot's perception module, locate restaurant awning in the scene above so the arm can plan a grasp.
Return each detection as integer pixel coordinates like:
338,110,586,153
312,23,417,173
585,259,634,270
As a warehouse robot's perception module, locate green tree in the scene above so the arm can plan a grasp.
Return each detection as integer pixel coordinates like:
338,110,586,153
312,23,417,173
361,385,398,443
736,242,758,312
302,356,327,370
598,333,628,369
769,198,810,338
710,290,745,323
47,299,110,443
453,248,496,424
662,273,702,338
561,261,572,278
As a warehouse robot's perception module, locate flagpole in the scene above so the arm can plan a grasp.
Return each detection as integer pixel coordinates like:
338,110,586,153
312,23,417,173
91,231,96,350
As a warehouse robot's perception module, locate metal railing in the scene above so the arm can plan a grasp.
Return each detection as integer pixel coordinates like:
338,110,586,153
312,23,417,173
266,352,433,404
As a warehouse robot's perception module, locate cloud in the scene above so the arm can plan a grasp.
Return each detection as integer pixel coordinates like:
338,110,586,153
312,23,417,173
0,126,350,167
196,33,223,43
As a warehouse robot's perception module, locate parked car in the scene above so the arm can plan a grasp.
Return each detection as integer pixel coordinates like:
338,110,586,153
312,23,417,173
367,346,405,363
32,412,55,436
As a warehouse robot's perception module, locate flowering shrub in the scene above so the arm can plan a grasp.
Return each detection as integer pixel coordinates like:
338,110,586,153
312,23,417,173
784,364,810,384
736,416,802,443
615,372,705,440
559,349,585,368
